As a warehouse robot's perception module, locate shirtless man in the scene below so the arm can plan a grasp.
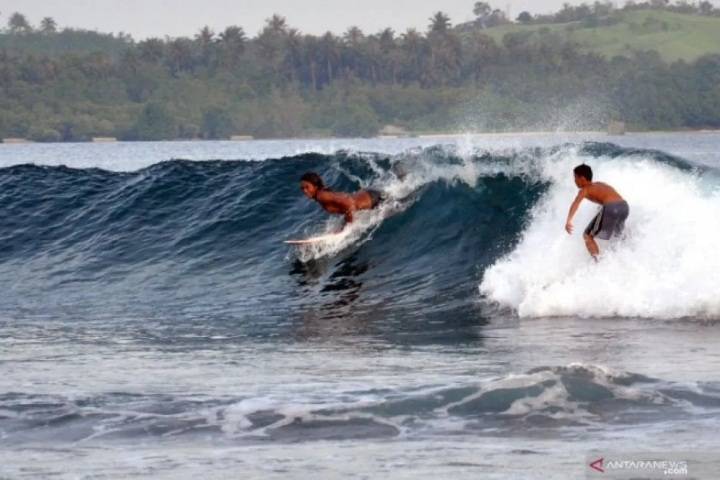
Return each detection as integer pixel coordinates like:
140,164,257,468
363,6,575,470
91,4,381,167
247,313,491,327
300,172,383,226
565,164,629,260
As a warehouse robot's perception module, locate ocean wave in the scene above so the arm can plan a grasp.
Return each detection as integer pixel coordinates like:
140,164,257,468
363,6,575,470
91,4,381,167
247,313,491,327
0,142,717,321
3,364,717,445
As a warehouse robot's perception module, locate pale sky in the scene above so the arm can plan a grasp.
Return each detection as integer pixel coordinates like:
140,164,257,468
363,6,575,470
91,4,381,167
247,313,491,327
0,0,717,39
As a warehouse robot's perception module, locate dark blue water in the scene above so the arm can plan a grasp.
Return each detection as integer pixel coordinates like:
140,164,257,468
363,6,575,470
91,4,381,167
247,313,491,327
0,148,545,341
1,134,719,479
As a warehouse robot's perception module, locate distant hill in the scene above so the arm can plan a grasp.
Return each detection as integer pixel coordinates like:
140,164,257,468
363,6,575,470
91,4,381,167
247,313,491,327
471,10,720,62
1,7,720,141
0,30,132,58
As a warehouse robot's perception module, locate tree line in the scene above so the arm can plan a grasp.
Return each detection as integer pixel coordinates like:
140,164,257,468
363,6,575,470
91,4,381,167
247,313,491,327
509,0,719,25
0,1,720,141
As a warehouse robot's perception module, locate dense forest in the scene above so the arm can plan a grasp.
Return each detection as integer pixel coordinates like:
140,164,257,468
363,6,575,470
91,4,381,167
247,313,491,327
1,1,720,141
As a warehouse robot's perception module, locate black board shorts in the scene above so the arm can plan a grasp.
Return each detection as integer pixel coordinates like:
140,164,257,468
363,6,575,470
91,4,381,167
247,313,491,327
584,200,629,240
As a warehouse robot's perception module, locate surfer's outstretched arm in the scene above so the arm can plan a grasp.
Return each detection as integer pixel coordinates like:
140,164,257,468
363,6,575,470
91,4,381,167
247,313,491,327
335,208,355,233
328,194,355,225
325,195,354,232
565,189,585,234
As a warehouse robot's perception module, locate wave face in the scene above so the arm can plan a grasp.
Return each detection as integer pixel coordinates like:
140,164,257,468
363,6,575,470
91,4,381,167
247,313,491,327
0,142,718,325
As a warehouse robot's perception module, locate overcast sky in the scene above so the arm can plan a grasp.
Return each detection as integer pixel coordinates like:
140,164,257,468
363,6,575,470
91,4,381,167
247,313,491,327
0,0,717,39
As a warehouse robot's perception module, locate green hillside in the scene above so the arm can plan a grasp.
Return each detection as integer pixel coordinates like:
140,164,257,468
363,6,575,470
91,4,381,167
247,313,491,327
481,10,720,62
2,7,720,141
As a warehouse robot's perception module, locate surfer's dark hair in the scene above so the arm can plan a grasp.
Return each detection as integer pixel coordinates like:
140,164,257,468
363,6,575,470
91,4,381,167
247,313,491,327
301,172,324,189
573,164,593,181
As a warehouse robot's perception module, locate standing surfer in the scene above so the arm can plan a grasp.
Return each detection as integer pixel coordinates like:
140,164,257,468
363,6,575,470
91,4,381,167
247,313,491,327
565,164,629,260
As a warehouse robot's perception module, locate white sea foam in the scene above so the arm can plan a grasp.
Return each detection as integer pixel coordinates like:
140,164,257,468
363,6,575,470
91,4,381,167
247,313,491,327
480,148,720,319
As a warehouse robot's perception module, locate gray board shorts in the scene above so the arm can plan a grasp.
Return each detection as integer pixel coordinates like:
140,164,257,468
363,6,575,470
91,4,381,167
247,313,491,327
584,200,629,240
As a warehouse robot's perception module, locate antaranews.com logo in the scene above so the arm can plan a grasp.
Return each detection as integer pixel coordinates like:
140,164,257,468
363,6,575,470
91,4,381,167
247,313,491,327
586,452,718,479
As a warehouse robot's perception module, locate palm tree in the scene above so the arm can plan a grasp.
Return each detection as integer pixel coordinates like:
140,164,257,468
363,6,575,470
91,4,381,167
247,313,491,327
196,26,218,69
319,32,340,84
196,26,215,46
302,35,320,90
428,12,451,34
40,17,57,34
378,28,395,52
257,15,290,79
342,27,365,79
426,13,462,86
400,28,426,84
282,28,303,83
219,26,246,68
361,35,382,85
343,26,365,46
8,12,32,34
220,26,246,47
267,14,288,35
378,28,398,84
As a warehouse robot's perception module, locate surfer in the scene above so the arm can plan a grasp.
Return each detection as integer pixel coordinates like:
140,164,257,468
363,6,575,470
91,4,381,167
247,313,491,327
565,164,629,260
300,172,383,225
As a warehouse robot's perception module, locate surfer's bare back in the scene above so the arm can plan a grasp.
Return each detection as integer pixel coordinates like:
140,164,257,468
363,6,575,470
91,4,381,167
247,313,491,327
300,172,383,224
565,164,629,260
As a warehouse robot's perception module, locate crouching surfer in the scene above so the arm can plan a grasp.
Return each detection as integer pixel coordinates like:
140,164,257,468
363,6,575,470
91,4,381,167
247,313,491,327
565,164,629,260
300,172,384,228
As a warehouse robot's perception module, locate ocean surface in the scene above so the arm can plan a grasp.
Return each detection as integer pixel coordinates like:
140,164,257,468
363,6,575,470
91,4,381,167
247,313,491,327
1,133,719,479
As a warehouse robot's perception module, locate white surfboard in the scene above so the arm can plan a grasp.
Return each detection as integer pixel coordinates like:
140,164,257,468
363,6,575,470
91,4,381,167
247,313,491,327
284,232,346,245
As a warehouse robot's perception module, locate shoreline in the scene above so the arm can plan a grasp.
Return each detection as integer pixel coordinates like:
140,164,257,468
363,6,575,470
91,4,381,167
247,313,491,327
2,129,720,145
